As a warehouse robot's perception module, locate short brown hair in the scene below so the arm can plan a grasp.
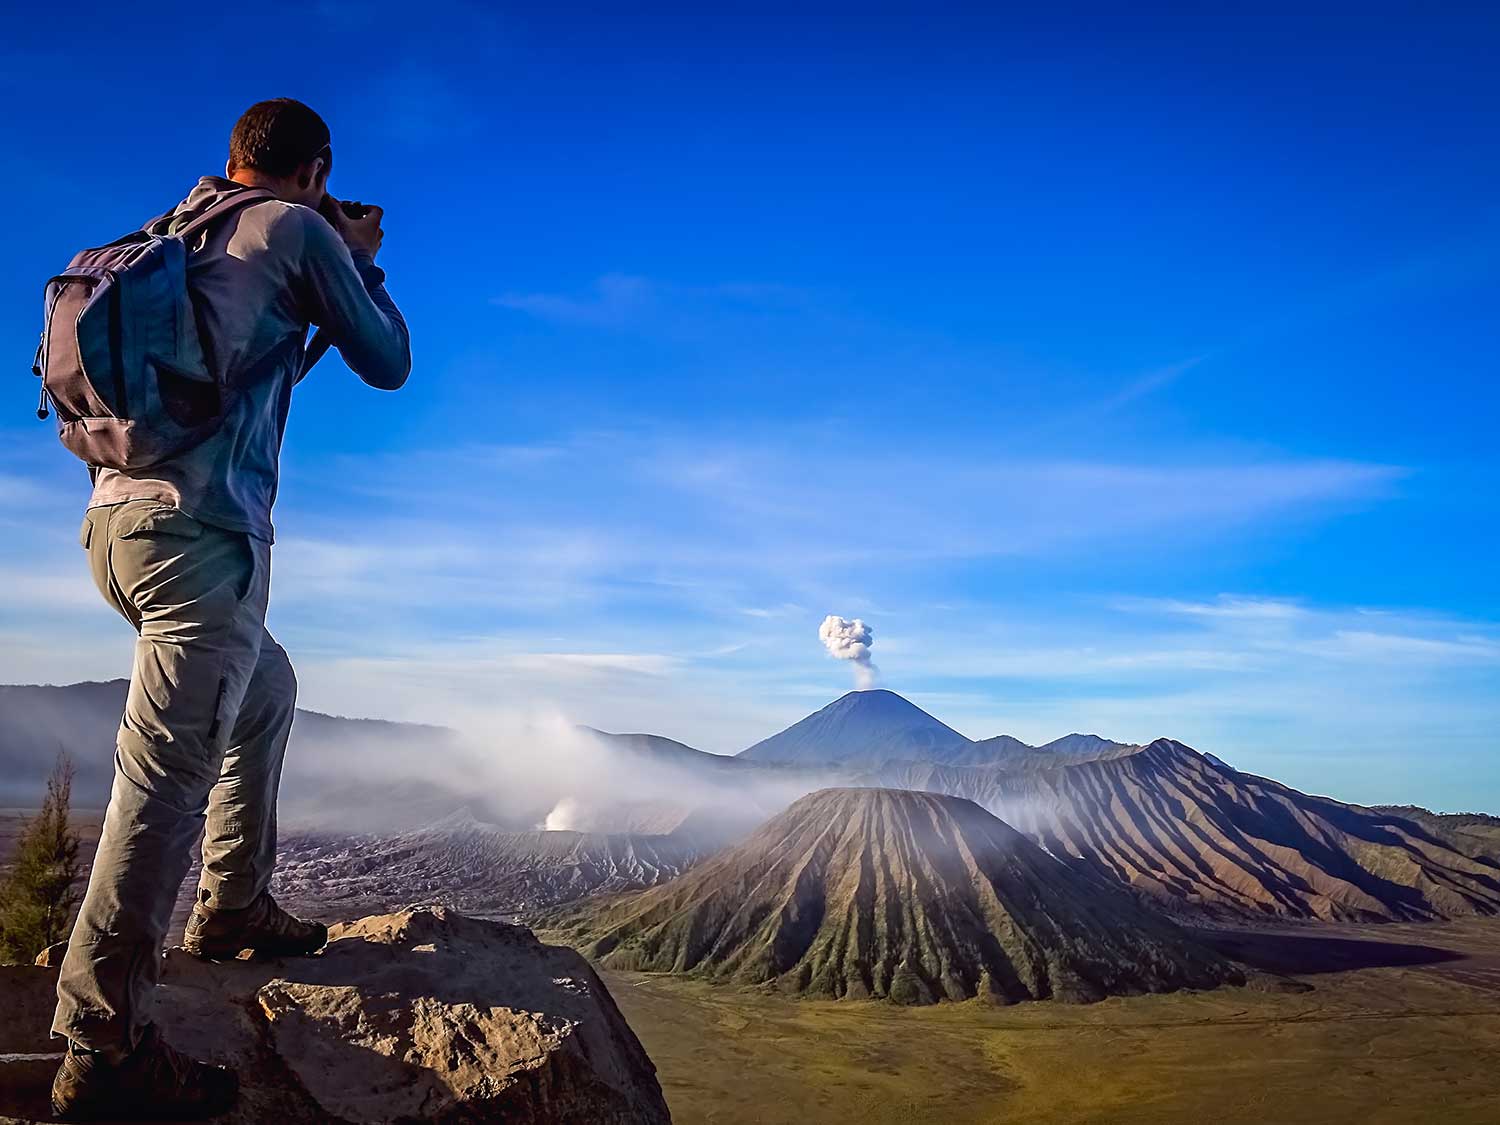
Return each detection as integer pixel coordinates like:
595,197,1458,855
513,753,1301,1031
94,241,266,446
228,98,331,177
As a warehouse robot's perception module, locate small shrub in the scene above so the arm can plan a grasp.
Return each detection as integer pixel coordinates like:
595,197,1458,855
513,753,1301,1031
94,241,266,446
0,754,84,964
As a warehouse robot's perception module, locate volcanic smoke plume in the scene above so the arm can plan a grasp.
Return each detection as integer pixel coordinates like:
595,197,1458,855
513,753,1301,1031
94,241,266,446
542,797,583,832
819,615,878,689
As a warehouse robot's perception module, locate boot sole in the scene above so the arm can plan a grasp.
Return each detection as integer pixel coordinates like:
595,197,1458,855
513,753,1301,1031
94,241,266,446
53,1092,238,1122
183,932,328,962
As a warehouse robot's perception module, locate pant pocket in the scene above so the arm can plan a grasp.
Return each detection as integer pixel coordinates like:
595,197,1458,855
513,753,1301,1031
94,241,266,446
112,502,205,543
207,677,230,744
234,534,259,604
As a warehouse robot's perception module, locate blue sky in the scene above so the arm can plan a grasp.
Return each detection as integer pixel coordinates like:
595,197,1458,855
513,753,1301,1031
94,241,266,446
2,3,1497,810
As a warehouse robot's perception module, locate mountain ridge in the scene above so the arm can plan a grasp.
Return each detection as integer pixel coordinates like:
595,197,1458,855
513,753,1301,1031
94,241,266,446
858,739,1500,922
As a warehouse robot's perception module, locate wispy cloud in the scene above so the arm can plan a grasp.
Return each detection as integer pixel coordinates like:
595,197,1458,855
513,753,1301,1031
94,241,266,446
1116,595,1308,620
493,274,817,331
741,604,804,619
0,569,102,614
296,639,767,752
1110,596,1500,667
893,594,1500,805
223,428,1422,758
2,420,1475,801
1077,354,1213,421
1318,629,1500,663
266,431,1405,656
495,274,658,326
0,473,56,507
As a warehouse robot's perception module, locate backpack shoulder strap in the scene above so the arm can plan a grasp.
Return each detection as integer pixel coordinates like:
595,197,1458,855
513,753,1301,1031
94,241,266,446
163,188,278,242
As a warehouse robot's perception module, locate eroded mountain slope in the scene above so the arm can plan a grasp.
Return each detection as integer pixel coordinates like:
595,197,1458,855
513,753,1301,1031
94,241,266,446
544,788,1240,1003
859,741,1500,922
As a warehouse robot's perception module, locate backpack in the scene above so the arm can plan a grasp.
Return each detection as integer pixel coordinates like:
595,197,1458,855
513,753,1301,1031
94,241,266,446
31,188,277,471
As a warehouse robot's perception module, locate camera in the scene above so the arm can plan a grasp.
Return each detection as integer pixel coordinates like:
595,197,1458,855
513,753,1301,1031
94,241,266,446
318,195,372,224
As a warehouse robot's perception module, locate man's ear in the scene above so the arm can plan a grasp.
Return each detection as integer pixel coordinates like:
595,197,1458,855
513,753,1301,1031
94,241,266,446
298,156,329,193
225,159,237,178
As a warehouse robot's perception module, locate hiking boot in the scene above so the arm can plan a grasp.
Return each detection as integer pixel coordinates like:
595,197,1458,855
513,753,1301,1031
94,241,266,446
182,891,327,961
51,1024,238,1121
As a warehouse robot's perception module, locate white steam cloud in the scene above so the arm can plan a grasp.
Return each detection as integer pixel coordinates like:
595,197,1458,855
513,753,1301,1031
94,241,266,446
819,615,878,689
541,796,583,832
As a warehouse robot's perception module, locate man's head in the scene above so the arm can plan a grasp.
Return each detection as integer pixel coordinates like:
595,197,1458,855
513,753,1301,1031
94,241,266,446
226,98,331,207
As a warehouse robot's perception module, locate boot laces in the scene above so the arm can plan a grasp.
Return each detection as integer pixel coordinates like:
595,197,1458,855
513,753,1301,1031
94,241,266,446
137,1029,210,1096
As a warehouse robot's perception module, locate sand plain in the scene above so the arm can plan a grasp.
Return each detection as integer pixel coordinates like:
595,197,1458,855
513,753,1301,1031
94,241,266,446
605,919,1500,1125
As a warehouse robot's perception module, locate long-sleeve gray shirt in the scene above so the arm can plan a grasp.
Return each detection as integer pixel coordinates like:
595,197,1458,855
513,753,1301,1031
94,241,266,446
88,176,411,542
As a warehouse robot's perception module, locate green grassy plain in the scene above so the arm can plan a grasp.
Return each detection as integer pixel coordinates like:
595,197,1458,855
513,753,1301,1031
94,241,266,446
602,919,1500,1125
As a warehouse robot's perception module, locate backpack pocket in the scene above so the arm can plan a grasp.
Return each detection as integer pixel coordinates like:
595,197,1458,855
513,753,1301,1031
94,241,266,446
40,270,119,422
151,355,222,428
56,416,188,472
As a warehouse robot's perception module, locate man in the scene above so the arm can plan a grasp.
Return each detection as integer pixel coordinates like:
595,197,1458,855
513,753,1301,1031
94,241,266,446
50,98,411,1121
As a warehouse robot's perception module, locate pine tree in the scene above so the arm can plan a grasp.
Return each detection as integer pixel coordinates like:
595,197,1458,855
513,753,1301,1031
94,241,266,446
0,753,84,964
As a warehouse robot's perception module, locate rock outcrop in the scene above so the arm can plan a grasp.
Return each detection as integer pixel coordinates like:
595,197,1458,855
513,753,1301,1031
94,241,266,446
0,908,671,1124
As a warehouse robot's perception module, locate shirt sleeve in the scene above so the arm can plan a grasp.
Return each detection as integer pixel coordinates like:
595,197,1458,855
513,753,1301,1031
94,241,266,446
297,210,412,390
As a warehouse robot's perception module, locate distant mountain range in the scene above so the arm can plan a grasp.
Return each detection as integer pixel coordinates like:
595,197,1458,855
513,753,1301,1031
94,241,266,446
4,679,1498,926
737,689,1138,767
579,728,752,774
0,680,825,840
0,680,464,828
0,682,1132,808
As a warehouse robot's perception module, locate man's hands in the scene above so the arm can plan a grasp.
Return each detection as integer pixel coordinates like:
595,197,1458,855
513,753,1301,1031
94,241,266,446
325,197,384,261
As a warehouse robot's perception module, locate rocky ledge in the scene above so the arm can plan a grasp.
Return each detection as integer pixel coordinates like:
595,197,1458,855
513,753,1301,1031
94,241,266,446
0,907,671,1124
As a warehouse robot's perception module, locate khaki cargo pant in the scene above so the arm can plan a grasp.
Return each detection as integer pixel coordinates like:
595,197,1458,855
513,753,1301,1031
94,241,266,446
53,499,296,1053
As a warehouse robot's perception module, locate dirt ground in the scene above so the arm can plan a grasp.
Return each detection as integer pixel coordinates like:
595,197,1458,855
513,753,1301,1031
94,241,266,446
603,919,1500,1125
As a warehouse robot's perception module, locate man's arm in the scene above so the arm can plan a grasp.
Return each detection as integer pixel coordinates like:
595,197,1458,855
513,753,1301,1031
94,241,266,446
298,208,411,390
